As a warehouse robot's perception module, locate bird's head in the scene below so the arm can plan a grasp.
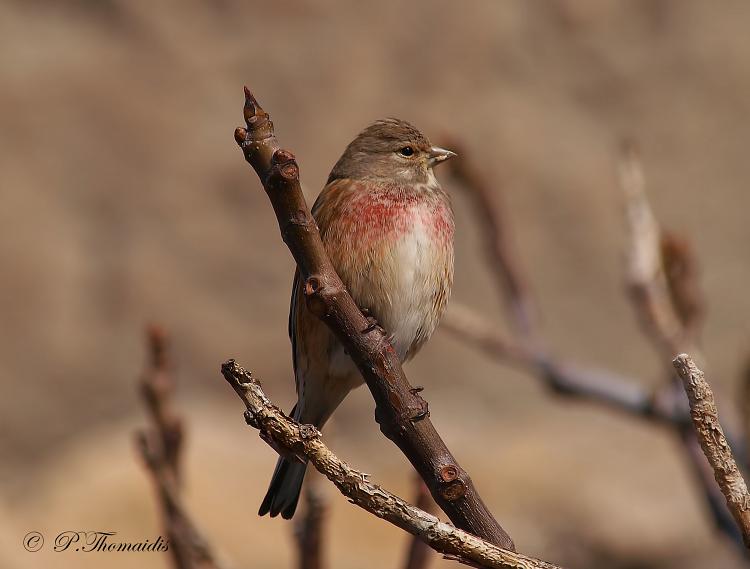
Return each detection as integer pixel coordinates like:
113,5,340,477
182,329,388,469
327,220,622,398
328,118,455,185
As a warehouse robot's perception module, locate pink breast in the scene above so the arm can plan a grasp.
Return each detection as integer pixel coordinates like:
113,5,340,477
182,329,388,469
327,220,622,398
341,190,453,244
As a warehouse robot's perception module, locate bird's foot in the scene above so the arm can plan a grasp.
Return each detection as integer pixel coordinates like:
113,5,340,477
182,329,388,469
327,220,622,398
360,307,385,335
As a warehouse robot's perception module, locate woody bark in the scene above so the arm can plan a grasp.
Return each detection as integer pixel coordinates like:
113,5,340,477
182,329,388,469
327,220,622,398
233,88,514,551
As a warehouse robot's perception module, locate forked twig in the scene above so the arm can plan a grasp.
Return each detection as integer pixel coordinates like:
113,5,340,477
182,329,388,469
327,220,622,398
221,360,564,569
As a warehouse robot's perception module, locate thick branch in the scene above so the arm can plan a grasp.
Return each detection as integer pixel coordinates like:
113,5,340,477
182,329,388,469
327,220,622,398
673,355,750,548
221,360,562,569
234,88,513,550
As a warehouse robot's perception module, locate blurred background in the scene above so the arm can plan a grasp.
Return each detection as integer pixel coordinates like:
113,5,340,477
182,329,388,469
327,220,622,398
3,1,750,567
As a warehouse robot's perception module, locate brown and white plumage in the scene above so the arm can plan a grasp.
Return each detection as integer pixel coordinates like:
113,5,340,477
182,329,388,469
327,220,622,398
259,119,455,519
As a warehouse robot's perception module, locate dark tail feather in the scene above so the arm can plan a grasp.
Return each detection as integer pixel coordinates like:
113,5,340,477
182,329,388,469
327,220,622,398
258,456,307,519
259,403,308,519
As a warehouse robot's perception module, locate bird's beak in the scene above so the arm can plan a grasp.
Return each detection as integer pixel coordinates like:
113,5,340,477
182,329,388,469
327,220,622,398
427,146,456,168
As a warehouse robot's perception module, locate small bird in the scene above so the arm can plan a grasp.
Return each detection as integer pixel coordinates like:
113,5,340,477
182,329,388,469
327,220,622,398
259,119,455,519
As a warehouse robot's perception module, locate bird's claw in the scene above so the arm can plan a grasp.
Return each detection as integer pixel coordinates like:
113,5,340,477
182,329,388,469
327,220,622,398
360,308,385,335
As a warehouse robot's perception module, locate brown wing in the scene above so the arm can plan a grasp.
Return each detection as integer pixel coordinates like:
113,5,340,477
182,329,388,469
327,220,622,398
288,268,302,395
288,180,351,397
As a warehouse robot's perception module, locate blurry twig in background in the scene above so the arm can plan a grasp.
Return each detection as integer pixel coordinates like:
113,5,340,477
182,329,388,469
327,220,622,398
221,360,565,569
139,325,184,481
402,474,438,569
661,233,705,344
441,137,749,557
136,325,229,569
619,142,688,356
743,356,750,473
674,354,750,549
443,140,673,420
294,473,327,569
444,138,536,341
618,144,745,553
441,142,685,421
443,303,674,421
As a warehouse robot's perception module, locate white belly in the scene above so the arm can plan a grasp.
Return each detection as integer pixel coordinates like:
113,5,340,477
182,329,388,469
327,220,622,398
383,215,436,360
327,216,439,380
321,186,454,382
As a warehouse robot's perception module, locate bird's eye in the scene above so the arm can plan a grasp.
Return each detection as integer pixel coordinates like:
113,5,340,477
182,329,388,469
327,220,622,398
398,146,415,157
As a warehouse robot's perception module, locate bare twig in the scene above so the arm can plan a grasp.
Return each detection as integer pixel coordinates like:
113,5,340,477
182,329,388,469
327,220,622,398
619,141,684,356
136,326,227,569
403,474,438,569
661,233,705,343
440,134,746,554
294,476,327,569
442,304,675,422
444,139,536,340
742,355,750,472
234,88,513,550
139,325,184,482
442,303,745,464
440,141,678,422
443,300,747,549
673,354,750,548
617,144,747,552
221,360,564,569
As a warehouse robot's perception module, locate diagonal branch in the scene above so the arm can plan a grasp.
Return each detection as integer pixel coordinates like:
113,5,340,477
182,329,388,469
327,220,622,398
221,360,563,569
234,88,514,550
442,304,675,422
673,354,750,548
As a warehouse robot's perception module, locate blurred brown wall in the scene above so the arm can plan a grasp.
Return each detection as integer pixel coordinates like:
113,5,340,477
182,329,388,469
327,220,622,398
2,2,750,568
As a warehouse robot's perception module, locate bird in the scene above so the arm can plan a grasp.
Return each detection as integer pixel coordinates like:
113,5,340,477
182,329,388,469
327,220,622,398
259,118,456,519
